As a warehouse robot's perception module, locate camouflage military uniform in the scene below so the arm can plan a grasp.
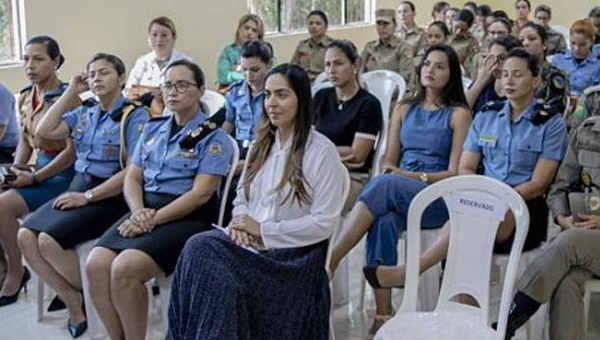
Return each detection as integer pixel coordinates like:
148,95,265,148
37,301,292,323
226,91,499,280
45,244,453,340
394,24,426,58
290,35,333,83
360,36,417,97
470,23,486,43
546,28,567,56
449,33,479,76
571,85,600,130
537,61,570,116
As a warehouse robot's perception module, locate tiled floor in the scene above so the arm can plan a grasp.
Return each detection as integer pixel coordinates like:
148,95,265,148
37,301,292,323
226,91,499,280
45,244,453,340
2,240,600,340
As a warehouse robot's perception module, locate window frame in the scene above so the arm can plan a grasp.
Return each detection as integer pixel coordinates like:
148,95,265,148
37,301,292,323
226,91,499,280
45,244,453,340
250,0,373,35
0,0,26,68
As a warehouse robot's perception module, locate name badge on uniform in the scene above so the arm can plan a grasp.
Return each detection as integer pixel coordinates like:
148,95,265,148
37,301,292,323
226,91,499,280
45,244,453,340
477,136,497,148
180,150,196,158
104,146,118,158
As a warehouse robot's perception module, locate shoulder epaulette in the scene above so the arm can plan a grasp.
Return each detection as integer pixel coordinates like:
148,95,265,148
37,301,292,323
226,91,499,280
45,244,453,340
43,83,69,104
110,100,145,122
179,114,221,150
148,116,169,123
584,84,600,96
19,84,33,94
532,98,560,125
227,79,244,92
82,97,98,107
480,100,504,112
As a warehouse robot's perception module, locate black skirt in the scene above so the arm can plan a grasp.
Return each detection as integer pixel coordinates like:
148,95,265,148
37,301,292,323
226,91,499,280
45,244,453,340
95,192,218,275
23,173,128,249
494,196,549,254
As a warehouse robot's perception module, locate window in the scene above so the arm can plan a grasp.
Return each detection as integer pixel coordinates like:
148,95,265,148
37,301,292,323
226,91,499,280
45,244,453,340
248,0,372,33
0,0,24,66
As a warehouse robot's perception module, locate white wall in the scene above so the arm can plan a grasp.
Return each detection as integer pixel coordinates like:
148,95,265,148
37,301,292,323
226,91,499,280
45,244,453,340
0,0,596,92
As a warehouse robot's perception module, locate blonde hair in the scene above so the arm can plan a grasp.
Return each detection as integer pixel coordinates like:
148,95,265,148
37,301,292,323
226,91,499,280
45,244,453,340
570,19,595,42
234,14,265,45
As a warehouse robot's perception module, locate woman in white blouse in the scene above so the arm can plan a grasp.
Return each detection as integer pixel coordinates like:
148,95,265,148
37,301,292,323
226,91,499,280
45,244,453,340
125,16,191,114
165,64,346,340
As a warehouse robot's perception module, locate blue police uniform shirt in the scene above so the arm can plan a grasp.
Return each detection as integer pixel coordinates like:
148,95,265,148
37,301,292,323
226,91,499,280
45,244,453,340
551,50,600,95
225,80,263,143
62,95,148,178
131,109,232,196
0,82,19,147
463,100,566,187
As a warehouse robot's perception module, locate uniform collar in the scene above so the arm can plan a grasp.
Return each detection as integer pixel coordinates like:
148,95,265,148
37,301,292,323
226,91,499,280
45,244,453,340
236,81,263,98
497,99,537,122
564,50,597,64
92,94,127,117
159,107,208,137
308,35,332,48
376,37,398,48
400,23,419,34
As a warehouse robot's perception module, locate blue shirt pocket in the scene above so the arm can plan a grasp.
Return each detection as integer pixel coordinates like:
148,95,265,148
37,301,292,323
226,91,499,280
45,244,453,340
514,139,542,170
96,134,120,162
478,137,500,162
169,155,200,175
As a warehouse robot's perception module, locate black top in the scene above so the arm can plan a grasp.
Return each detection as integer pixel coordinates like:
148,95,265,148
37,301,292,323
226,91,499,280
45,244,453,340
312,87,383,173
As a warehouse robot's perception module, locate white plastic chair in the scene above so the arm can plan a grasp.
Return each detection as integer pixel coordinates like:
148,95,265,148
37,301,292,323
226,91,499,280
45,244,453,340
154,134,240,332
314,72,329,84
462,77,473,92
311,81,333,97
35,239,107,340
360,70,406,121
375,175,530,340
326,166,351,340
584,277,600,339
201,89,226,116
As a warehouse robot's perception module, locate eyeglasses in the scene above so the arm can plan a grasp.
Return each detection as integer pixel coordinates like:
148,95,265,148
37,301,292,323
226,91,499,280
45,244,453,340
160,81,199,94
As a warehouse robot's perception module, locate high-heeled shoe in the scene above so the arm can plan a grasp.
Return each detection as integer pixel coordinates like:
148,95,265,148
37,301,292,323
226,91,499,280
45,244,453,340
0,267,31,307
47,295,67,312
67,292,87,339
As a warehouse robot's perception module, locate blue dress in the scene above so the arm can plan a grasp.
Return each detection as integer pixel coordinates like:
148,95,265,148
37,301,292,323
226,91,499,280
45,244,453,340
362,103,453,265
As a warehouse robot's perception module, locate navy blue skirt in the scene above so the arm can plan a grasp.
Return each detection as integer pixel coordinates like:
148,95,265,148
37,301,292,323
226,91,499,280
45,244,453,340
166,231,330,340
95,192,218,275
23,173,126,249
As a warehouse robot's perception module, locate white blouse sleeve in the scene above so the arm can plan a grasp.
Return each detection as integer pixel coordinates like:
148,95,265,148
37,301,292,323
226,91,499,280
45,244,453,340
126,56,145,88
260,143,345,249
231,159,250,218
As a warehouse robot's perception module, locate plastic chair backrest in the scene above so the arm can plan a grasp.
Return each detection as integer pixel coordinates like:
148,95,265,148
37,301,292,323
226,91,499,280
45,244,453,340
462,77,473,92
218,135,240,226
311,81,334,97
400,175,529,339
370,113,389,177
325,166,351,268
360,70,406,126
551,25,570,50
314,72,329,84
201,90,226,116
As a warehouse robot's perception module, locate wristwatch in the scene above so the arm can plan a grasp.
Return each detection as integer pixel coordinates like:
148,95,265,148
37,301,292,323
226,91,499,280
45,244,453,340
419,172,429,183
84,190,94,203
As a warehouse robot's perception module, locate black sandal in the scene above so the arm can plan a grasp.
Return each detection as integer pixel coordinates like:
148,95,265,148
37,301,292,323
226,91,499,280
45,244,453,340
363,265,405,289
363,265,383,289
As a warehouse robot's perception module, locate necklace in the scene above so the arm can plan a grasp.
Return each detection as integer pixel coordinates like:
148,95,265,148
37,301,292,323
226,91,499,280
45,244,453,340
337,99,345,110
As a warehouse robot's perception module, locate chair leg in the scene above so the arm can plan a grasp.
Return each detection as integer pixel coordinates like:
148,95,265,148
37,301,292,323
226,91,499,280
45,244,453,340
583,283,591,339
36,276,44,322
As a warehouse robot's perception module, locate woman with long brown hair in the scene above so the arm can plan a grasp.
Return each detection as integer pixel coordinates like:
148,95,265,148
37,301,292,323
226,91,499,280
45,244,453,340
166,64,346,340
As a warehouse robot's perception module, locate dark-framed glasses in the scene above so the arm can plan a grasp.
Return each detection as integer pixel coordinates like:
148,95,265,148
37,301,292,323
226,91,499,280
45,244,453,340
160,81,199,94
